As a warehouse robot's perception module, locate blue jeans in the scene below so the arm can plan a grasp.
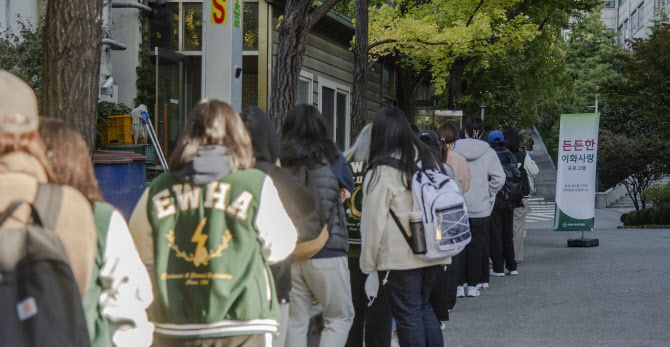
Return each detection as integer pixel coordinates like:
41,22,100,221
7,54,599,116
381,266,443,347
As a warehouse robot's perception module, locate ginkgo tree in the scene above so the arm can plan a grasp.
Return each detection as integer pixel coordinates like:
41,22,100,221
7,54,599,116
366,0,599,112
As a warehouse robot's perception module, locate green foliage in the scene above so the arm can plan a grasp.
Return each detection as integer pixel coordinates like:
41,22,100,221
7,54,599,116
97,101,132,118
603,22,670,141
563,5,623,113
623,206,670,226
461,26,572,131
0,17,44,100
642,183,670,208
598,130,670,209
135,24,155,108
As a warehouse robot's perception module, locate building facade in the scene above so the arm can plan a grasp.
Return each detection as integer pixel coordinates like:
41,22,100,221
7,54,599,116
600,0,670,44
1,0,398,154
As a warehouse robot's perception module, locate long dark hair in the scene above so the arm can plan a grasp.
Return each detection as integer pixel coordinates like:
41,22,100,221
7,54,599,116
503,129,521,152
280,104,340,166
367,107,444,190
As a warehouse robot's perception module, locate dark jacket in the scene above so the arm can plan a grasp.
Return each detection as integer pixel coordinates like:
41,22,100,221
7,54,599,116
242,107,321,302
282,153,350,258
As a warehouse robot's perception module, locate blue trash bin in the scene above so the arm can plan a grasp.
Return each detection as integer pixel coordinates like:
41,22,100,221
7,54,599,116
94,151,147,219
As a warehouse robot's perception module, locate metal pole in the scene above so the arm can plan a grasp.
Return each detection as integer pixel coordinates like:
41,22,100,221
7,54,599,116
480,105,486,121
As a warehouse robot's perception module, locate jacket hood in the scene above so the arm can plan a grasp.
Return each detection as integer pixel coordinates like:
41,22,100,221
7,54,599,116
173,145,232,185
241,107,280,167
453,138,492,161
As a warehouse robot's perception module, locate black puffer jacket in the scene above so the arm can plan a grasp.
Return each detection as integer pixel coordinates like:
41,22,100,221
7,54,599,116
282,159,349,257
241,107,321,302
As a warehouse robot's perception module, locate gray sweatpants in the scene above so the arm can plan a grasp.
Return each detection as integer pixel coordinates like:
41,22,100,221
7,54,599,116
286,257,354,347
513,198,529,261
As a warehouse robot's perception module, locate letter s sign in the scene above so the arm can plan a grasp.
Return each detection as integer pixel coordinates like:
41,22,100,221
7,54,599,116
211,0,227,25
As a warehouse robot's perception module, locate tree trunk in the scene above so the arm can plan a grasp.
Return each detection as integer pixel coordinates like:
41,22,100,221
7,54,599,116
396,63,420,124
350,0,369,141
41,0,103,152
447,57,473,110
268,0,342,131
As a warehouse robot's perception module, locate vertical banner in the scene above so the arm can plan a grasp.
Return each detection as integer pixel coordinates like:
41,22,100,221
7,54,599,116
554,113,600,231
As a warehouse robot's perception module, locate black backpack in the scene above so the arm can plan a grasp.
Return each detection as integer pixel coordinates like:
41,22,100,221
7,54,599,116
514,151,531,196
0,184,91,347
494,149,524,209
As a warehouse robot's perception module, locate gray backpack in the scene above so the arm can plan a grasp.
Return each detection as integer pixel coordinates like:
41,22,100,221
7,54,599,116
0,184,90,347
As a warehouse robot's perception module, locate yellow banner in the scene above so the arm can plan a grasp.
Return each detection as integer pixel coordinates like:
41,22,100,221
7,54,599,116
211,0,227,25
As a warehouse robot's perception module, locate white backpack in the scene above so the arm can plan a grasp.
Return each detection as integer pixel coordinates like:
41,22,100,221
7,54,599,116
410,169,471,261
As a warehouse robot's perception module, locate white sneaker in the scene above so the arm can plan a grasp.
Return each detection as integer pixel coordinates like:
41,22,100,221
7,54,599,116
466,286,480,297
440,322,447,330
456,286,465,298
505,269,519,276
480,282,489,289
489,269,505,277
476,283,482,289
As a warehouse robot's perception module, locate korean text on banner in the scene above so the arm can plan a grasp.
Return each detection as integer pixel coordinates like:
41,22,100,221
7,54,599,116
554,113,600,231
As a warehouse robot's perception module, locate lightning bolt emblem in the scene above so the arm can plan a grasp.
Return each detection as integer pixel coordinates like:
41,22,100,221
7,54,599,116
191,218,209,266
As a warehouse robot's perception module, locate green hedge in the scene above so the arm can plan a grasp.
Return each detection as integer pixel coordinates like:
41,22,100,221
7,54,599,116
623,206,670,226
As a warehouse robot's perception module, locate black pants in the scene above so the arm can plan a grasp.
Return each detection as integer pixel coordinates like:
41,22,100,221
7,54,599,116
383,266,443,347
429,265,449,322
459,217,489,287
345,257,393,347
490,207,517,272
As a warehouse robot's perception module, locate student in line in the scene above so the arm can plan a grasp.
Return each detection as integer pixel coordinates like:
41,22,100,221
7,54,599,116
0,70,97,345
281,105,354,347
130,99,297,346
40,118,154,347
361,107,453,347
240,106,323,347
452,117,505,297
503,129,539,263
344,124,393,347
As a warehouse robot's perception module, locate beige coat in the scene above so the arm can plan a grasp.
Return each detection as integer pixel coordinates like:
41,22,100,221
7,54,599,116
0,152,96,294
360,164,456,274
446,151,471,193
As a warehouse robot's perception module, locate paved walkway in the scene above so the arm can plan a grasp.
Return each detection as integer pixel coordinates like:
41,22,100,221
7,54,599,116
442,209,670,346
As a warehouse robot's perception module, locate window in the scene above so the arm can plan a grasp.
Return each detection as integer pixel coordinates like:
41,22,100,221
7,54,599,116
631,10,637,33
183,3,203,51
318,78,351,150
149,3,179,51
604,1,615,8
623,19,628,39
243,2,259,51
637,3,644,27
296,71,313,105
617,24,623,44
618,0,626,6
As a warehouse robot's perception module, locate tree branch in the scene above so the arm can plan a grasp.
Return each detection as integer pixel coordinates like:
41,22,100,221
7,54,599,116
466,0,485,27
308,0,342,29
538,16,550,31
368,34,511,52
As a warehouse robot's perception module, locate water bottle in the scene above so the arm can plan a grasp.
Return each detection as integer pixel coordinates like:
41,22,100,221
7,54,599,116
409,211,427,254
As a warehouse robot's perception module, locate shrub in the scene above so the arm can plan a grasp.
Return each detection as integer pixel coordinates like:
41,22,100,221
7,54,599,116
625,211,638,226
620,213,628,223
642,183,670,208
639,208,653,225
648,207,663,225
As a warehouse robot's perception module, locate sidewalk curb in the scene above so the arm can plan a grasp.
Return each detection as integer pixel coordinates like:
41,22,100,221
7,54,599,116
617,225,670,230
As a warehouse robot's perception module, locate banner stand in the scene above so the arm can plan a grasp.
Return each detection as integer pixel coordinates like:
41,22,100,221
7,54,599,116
567,231,599,247
553,113,600,248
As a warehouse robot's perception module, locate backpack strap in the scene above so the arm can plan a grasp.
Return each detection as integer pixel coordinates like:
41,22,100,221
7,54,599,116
389,209,413,248
32,184,63,231
0,200,42,226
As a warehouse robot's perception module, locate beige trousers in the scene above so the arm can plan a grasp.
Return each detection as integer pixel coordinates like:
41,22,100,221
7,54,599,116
513,198,529,261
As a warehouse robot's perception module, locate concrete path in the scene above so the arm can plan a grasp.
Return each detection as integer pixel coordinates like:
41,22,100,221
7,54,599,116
529,127,557,201
442,209,670,346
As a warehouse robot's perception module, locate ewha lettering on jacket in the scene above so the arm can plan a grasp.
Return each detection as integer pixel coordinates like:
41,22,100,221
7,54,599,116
152,182,254,220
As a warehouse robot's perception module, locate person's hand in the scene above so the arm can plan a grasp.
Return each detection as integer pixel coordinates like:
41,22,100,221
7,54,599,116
339,188,351,202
